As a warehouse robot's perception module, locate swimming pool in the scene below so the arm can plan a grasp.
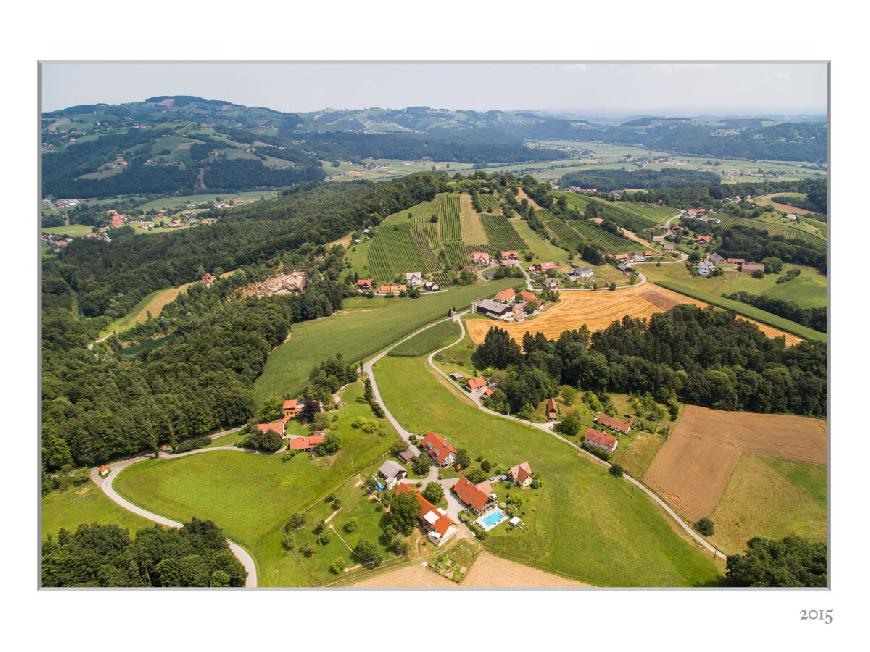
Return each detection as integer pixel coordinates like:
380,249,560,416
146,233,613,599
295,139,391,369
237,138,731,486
476,508,507,531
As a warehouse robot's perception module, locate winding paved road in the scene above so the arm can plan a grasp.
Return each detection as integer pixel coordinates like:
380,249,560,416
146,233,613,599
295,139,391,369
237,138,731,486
90,427,259,587
365,311,726,561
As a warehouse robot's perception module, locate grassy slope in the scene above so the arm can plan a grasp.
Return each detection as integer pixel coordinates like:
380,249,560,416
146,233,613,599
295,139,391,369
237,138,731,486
100,284,191,338
41,224,94,237
708,454,827,555
510,218,571,265
113,382,398,587
374,355,720,587
42,482,152,540
253,280,515,406
388,319,460,357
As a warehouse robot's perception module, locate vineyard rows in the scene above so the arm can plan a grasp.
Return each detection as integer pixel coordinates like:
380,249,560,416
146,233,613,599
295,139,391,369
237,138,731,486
718,215,827,247
480,215,527,251
544,216,641,253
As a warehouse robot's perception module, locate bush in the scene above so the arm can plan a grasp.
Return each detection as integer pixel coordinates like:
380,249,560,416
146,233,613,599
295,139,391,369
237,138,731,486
285,513,305,530
609,464,624,477
581,442,612,462
329,558,346,575
554,413,581,437
696,517,715,536
465,468,487,484
422,482,444,504
281,531,296,551
300,543,315,558
172,436,211,454
331,498,342,511
344,517,359,533
412,453,431,475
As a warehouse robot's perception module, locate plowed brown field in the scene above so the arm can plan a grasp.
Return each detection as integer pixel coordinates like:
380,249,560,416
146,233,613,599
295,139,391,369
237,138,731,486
643,406,827,522
465,284,801,346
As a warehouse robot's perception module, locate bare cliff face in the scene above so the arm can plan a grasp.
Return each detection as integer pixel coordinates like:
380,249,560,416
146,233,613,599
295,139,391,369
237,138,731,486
238,271,308,298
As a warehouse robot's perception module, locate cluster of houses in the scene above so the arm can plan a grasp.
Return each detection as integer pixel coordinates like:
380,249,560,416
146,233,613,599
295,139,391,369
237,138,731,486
472,287,541,322
498,250,521,267
254,399,327,451
41,232,73,252
356,272,441,295
696,253,765,277
680,208,721,226
582,414,632,454
376,429,535,545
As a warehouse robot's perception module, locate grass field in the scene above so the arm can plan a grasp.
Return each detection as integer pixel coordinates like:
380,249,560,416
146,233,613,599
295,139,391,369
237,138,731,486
643,262,827,310
100,283,192,338
374,355,720,586
113,382,399,587
652,279,825,342
41,224,93,237
509,218,571,265
42,482,152,540
253,280,515,406
458,193,489,245
708,454,827,555
388,319,460,357
135,190,278,212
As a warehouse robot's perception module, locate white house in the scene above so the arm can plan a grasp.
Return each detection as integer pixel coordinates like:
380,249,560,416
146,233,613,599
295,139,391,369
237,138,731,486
405,272,423,286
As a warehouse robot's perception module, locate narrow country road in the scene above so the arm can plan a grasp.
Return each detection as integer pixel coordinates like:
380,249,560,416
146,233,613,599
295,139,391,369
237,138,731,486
365,311,727,561
90,426,258,587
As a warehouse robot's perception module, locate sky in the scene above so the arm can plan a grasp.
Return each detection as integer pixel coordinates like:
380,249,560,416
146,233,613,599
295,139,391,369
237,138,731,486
41,62,828,117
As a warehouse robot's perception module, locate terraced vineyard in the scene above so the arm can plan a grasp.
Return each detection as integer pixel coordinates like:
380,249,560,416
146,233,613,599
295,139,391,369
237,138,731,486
367,192,480,287
474,192,502,214
544,217,585,251
481,215,527,251
544,215,641,253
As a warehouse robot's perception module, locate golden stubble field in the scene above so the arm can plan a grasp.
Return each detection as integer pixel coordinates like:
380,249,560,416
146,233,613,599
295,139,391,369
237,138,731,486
643,405,827,523
465,284,802,346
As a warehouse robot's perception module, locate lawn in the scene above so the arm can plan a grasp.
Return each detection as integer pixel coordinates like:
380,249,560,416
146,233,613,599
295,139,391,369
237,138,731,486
135,190,278,211
252,280,515,407
42,482,152,540
374,356,721,586
388,318,460,357
100,283,191,338
510,218,571,265
708,454,827,555
41,224,93,237
113,381,401,587
459,193,490,244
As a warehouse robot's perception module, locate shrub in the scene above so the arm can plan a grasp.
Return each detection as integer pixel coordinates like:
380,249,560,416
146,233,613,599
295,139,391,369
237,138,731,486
465,468,487,484
352,540,383,569
324,494,336,503
300,543,315,558
609,464,624,477
172,436,211,454
329,558,346,575
331,498,342,511
581,442,612,462
412,453,431,475
344,518,359,533
281,531,296,550
285,513,305,530
696,517,715,536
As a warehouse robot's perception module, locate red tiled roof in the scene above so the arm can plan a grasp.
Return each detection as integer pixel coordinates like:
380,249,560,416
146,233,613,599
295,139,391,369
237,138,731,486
453,476,491,512
288,434,324,450
378,284,407,293
500,250,518,258
467,377,486,391
585,427,618,450
357,278,372,286
520,290,536,303
495,288,515,302
419,432,456,464
257,421,285,435
471,251,491,260
596,413,631,432
482,388,494,397
539,262,557,271
394,485,455,537
282,399,298,410
509,462,532,484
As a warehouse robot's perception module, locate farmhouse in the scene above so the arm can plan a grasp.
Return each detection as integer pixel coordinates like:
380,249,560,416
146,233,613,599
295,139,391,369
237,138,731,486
420,432,457,466
474,299,511,319
708,253,726,265
466,376,486,392
356,278,373,291
546,398,558,421
585,428,619,454
378,284,407,294
696,234,712,245
662,242,675,253
508,462,533,487
594,413,632,434
288,433,325,451
567,266,594,280
652,235,665,243
282,399,302,419
697,261,714,277
495,288,516,303
257,421,285,436
741,262,765,274
405,272,423,287
394,483,457,547
452,476,495,513
529,261,557,273
726,258,745,265
520,290,537,303
471,251,492,266
500,250,519,262
377,460,407,489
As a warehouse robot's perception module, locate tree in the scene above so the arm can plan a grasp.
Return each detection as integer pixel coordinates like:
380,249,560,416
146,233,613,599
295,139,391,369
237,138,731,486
609,464,624,477
465,468,487,484
696,517,715,536
472,327,522,369
314,431,341,456
762,256,784,274
455,448,471,469
411,452,431,475
726,537,827,587
352,540,383,569
363,377,374,403
422,482,444,504
389,492,421,536
344,518,359,533
329,558,346,574
286,512,305,530
554,413,581,437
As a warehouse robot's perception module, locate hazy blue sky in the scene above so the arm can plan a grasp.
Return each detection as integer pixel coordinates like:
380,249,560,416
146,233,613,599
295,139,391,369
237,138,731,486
41,62,827,116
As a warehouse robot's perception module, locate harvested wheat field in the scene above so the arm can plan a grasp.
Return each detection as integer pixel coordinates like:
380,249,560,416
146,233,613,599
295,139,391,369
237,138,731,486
352,552,589,588
644,405,827,523
465,284,801,346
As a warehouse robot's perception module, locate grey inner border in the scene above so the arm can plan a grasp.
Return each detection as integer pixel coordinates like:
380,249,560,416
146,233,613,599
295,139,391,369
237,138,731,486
36,60,831,591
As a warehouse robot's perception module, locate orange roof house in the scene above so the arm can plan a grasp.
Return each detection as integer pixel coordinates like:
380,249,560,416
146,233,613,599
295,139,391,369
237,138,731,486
452,476,493,512
257,421,285,435
539,262,557,271
282,399,301,420
696,234,712,244
357,278,373,290
594,413,632,433
466,376,486,391
482,388,494,398
520,290,536,303
471,251,491,264
495,288,515,302
378,284,407,294
546,398,558,421
508,462,533,486
584,427,618,453
500,250,519,260
394,484,456,546
419,432,457,466
288,433,325,450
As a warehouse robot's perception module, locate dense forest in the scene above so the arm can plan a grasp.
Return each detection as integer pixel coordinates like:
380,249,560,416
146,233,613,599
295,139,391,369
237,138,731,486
42,519,247,587
473,305,827,417
55,173,448,318
559,168,719,191
717,224,827,273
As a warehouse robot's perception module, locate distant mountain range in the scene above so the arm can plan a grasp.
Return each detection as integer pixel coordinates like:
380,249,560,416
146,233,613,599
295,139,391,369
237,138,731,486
41,97,828,198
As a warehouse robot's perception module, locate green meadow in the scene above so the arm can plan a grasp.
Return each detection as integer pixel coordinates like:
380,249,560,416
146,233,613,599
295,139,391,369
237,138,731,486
42,482,152,540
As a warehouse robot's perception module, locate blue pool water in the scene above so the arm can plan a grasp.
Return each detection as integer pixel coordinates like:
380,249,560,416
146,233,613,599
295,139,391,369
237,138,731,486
477,508,507,531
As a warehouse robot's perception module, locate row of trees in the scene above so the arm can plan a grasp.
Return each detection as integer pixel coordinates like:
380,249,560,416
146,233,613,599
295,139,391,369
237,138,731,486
473,305,827,417
726,291,827,333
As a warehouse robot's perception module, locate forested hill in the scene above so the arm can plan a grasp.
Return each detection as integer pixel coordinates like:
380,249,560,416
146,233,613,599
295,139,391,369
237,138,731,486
54,173,449,318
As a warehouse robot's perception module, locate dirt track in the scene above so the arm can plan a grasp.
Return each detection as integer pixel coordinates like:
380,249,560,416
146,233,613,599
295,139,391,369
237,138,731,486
644,406,827,522
352,552,590,588
465,284,801,346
